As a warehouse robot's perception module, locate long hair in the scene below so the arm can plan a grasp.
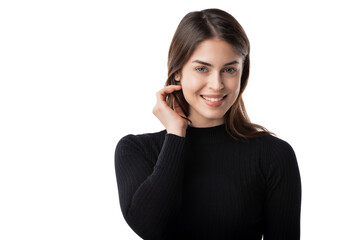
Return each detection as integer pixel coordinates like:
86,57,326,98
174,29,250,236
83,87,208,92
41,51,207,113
165,8,276,141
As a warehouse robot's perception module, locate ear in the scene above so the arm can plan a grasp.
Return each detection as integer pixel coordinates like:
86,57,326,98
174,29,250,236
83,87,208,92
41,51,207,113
174,72,181,82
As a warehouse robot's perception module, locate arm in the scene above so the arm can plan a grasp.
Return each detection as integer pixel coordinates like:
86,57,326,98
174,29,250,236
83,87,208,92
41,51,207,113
114,133,186,240
263,140,302,240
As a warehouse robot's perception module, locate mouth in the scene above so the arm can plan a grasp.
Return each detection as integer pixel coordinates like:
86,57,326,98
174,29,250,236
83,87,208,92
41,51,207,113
200,95,227,102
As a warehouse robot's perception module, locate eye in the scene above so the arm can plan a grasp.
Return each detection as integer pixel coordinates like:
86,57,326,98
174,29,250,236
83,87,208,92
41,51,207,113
223,68,236,73
196,67,207,72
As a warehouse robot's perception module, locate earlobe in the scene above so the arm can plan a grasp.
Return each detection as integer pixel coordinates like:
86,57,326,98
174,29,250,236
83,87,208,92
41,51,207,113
175,73,181,85
174,72,181,81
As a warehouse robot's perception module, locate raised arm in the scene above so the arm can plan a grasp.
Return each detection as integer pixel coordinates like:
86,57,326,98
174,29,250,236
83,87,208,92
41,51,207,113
114,133,186,240
263,140,302,240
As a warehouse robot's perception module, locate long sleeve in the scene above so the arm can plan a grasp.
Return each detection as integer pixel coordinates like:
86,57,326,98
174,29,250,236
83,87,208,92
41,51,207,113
114,133,186,240
263,139,302,240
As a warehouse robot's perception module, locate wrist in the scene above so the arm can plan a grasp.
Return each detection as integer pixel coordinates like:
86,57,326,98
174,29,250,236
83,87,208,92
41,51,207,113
166,129,186,137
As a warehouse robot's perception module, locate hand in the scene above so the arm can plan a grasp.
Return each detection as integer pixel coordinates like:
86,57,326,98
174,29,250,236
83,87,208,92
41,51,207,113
152,85,188,137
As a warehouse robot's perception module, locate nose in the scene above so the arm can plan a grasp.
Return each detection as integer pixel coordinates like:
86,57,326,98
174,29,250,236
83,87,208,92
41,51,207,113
208,72,224,91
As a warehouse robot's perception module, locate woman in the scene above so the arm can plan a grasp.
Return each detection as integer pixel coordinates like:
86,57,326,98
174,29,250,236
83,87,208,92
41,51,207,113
115,8,302,240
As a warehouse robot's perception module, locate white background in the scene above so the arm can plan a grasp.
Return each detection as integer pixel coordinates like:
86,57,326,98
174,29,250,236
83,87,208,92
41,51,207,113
1,0,359,239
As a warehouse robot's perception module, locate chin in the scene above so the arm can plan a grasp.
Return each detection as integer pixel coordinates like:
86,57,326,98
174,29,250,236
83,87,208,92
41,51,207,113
201,112,226,121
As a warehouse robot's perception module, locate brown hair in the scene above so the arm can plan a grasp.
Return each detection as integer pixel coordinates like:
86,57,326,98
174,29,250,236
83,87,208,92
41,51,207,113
165,8,276,141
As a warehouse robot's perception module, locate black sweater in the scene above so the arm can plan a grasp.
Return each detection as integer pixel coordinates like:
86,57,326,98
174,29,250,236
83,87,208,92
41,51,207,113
114,124,302,240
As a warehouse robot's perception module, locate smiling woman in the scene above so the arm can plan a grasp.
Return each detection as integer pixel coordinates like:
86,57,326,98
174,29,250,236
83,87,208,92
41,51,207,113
115,8,302,240
165,9,274,140
173,38,243,128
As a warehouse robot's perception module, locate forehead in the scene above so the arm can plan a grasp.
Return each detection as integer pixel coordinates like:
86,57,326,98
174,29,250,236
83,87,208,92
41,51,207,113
188,38,242,64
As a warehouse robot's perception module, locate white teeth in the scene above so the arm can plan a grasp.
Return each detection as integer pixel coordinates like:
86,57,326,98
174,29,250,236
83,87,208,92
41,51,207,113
202,96,224,102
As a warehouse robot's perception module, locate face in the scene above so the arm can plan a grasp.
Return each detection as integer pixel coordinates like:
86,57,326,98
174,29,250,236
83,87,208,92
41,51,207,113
176,38,243,127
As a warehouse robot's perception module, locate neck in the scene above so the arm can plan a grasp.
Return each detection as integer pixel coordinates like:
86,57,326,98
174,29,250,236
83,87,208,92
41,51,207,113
185,123,234,144
187,117,225,128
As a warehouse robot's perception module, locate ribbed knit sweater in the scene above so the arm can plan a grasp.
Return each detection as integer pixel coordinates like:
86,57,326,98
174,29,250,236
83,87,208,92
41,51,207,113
114,124,302,240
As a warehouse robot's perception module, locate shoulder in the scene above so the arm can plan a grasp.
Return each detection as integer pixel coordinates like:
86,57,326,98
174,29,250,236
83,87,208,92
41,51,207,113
248,134,301,187
114,129,168,167
251,134,298,170
115,129,167,155
117,129,167,146
252,134,295,155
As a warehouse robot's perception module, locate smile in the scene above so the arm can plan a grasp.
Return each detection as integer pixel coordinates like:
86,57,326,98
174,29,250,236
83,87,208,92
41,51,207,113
201,95,227,102
200,95,227,107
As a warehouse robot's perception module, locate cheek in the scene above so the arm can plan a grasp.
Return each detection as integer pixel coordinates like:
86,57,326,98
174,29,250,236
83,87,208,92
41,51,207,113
181,75,203,96
181,82,204,106
228,78,241,94
181,84,198,103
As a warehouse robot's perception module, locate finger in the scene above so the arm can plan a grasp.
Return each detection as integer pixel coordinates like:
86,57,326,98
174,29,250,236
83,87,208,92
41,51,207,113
160,85,182,95
157,85,182,101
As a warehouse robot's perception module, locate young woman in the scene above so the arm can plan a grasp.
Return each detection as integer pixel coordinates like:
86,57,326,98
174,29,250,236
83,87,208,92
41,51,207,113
115,8,302,240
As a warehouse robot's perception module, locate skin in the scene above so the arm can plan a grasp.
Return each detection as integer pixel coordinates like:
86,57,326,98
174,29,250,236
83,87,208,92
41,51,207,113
152,84,188,137
175,38,244,127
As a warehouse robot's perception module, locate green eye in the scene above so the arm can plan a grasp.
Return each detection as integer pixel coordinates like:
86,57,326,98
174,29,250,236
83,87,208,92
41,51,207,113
224,68,235,73
196,67,207,72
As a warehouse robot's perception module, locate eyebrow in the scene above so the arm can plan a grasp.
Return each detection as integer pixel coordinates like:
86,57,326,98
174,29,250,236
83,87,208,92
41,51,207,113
192,60,239,67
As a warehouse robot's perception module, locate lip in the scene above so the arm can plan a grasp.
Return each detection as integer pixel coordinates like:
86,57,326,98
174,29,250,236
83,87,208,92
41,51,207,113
200,94,227,107
201,94,226,98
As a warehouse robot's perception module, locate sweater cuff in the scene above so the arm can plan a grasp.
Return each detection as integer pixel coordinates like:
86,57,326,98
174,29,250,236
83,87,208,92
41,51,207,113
154,133,186,171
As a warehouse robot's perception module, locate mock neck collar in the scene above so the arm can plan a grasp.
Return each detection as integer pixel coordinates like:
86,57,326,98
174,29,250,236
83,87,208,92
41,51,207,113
185,123,235,144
